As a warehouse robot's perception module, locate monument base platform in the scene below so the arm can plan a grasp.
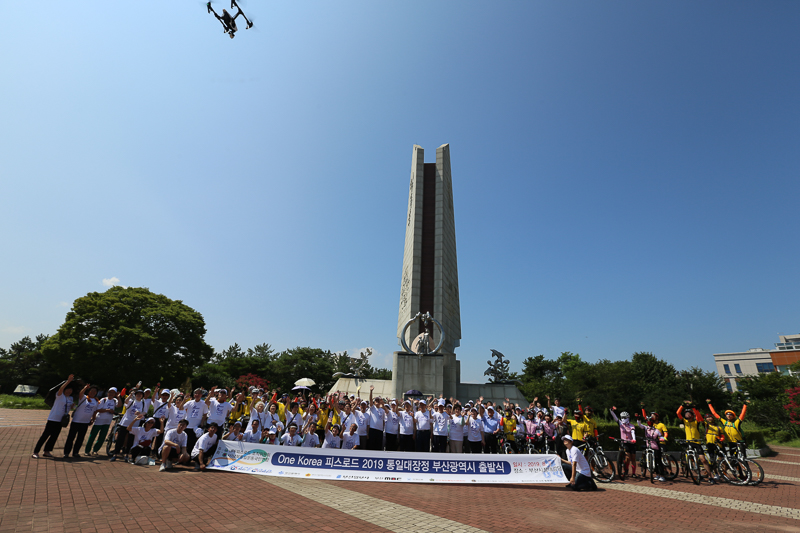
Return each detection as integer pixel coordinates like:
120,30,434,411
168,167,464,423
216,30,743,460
327,352,528,407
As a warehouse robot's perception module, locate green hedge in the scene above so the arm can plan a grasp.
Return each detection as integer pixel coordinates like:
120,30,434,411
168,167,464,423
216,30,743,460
0,394,49,410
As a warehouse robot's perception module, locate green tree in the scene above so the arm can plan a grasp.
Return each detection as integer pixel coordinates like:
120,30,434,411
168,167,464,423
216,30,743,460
41,287,214,388
735,372,800,434
0,334,54,393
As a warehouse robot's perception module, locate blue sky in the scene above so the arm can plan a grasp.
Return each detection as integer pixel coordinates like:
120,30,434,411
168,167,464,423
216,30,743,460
1,1,798,383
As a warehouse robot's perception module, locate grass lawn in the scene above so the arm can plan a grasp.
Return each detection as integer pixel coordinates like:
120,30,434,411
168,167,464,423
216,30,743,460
0,394,49,410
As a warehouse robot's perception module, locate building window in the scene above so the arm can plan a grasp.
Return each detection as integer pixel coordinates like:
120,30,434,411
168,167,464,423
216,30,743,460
735,364,742,374
756,362,775,373
725,381,733,393
723,364,731,374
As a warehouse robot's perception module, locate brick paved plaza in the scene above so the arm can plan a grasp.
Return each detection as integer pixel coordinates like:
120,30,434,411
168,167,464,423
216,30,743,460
2,409,799,533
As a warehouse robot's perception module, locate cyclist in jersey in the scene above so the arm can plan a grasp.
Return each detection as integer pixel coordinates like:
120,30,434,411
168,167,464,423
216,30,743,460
676,402,717,483
707,399,748,457
610,406,637,480
565,411,591,446
639,403,669,440
635,414,666,481
702,412,725,463
576,399,599,440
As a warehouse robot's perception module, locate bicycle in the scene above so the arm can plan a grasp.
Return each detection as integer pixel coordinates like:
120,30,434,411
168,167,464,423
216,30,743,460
706,441,750,486
728,441,763,486
105,414,123,456
498,432,515,454
577,433,615,482
675,439,703,485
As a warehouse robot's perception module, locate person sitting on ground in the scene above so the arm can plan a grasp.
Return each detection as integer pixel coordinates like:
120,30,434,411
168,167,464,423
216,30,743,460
243,419,262,443
33,374,75,459
300,419,320,447
560,435,597,491
159,419,191,471
127,413,163,464
342,423,360,450
280,423,303,446
223,420,245,441
192,422,219,471
322,420,342,449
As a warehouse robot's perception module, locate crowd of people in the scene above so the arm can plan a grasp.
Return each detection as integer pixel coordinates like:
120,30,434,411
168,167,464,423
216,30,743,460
31,374,750,491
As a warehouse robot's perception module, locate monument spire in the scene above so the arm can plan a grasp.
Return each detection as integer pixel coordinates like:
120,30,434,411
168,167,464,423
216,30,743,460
398,144,461,354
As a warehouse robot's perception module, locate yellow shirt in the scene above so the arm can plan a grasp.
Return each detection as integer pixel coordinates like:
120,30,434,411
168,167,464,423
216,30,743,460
582,415,597,437
682,419,702,442
654,422,668,441
720,418,745,443
705,423,723,445
317,409,329,430
567,419,591,440
503,418,516,440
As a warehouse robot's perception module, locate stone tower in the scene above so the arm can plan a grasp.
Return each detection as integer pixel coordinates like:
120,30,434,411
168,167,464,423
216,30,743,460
397,144,462,354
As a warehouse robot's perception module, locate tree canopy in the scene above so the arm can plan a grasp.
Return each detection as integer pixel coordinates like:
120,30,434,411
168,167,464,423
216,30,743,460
41,287,213,387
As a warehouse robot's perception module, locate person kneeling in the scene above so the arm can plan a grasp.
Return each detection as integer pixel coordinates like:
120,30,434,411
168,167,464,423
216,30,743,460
128,414,163,465
561,435,597,491
191,423,219,472
159,419,191,471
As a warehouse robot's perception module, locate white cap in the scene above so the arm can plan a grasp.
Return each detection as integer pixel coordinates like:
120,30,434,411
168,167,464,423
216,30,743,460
160,389,170,396
438,399,446,406
108,387,118,393
419,399,427,405
144,388,152,393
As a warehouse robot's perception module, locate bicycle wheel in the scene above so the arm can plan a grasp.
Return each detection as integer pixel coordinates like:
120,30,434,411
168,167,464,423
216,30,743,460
745,459,764,486
725,457,751,486
687,455,701,485
647,453,655,484
590,453,615,483
662,454,679,480
106,425,120,456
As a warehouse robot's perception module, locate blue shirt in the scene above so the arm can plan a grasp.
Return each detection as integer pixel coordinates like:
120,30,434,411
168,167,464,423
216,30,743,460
482,415,499,434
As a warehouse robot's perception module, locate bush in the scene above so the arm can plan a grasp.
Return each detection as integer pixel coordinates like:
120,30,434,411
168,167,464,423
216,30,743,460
0,394,49,410
774,430,792,443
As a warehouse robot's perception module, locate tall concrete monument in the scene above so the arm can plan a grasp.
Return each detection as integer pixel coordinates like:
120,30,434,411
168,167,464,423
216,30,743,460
329,144,527,405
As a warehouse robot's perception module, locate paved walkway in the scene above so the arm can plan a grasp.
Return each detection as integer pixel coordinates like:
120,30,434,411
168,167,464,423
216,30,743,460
2,408,800,533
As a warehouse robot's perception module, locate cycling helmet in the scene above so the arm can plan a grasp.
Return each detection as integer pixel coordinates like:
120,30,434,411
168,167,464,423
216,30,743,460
619,411,629,419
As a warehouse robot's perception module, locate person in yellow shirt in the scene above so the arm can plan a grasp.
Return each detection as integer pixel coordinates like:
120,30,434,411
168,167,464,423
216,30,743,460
502,408,517,452
677,402,716,483
565,412,591,444
707,399,747,456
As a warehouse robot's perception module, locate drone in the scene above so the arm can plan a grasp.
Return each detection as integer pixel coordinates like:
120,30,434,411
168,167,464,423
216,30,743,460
207,0,253,39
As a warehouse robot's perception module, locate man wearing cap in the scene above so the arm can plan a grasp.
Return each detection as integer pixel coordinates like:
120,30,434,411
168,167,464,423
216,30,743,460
111,386,148,460
398,400,416,451
367,386,386,451
383,399,400,451
182,388,209,453
205,386,234,427
353,400,370,448
561,435,597,491
151,388,172,455
85,386,119,456
127,413,164,464
414,399,432,452
480,405,501,454
431,399,450,453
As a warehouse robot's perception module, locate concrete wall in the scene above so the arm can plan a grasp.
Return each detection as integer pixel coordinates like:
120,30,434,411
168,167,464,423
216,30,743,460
456,383,528,407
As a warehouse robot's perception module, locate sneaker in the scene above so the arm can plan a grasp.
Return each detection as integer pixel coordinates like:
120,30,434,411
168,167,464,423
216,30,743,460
159,464,167,472
31,453,39,459
109,456,117,462
656,476,666,482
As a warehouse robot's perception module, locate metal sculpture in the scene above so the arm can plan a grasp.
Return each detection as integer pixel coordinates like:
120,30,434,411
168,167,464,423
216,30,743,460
400,312,445,356
484,349,511,383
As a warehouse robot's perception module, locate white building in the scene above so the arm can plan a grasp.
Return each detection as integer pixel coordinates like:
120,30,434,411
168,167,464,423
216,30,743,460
713,334,800,392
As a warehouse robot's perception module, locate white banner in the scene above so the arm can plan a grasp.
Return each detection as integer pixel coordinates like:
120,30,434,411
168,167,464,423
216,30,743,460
208,441,566,484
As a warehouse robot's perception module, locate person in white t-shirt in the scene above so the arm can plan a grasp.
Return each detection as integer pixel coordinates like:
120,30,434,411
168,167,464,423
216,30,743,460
205,387,234,427
383,401,400,452
301,422,320,447
64,383,99,458
182,388,210,453
321,421,341,449
284,403,304,438
367,387,386,451
448,405,466,454
431,400,451,453
414,400,431,452
164,393,187,431
354,401,370,446
280,424,303,446
260,428,279,445
223,420,245,441
561,435,597,491
342,423,360,450
33,374,75,459
192,422,219,471
398,401,416,452
466,407,485,454
127,414,163,463
159,419,190,471
112,386,148,459
243,419,262,443
85,387,119,456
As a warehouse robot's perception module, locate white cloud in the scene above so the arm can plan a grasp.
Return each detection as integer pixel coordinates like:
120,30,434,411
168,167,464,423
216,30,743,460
58,302,70,307
102,277,120,287
1,325,25,335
